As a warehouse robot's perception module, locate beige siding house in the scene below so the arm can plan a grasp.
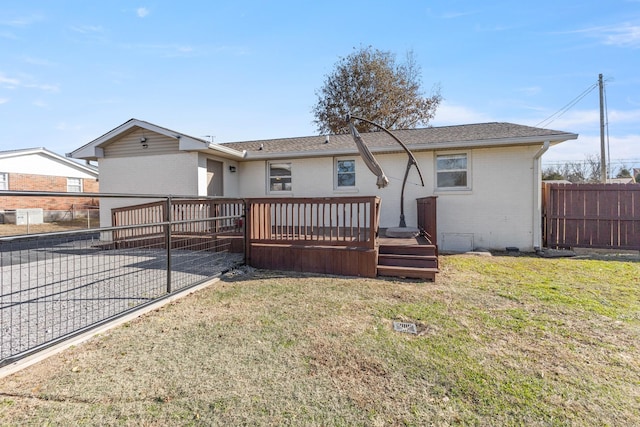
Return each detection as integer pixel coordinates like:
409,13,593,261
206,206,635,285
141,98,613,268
70,119,578,252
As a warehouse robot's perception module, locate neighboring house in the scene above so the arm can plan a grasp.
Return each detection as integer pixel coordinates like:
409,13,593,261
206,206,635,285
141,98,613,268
0,147,99,220
542,179,572,184
70,119,578,252
607,177,636,184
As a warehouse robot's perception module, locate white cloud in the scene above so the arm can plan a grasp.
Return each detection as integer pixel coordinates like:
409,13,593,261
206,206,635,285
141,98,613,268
545,133,640,166
22,56,57,67
69,25,104,34
122,42,196,57
25,83,59,92
430,101,493,126
1,14,45,28
0,98,9,105
571,23,640,48
0,73,59,92
0,74,21,88
518,86,541,96
0,31,17,40
33,100,47,108
137,7,150,18
540,108,640,130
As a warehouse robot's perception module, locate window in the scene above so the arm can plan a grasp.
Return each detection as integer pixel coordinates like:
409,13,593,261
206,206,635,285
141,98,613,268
336,159,356,188
268,162,292,192
67,177,82,192
436,153,468,189
0,173,7,190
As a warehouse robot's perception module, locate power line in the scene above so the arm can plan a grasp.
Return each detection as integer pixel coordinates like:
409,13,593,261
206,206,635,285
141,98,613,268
536,81,598,128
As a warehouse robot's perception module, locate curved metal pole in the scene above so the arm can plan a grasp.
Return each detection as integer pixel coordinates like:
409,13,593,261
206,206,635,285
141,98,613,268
347,114,425,227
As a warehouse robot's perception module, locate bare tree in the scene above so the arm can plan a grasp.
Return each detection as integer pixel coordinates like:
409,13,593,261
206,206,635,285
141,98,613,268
543,154,602,183
312,46,442,134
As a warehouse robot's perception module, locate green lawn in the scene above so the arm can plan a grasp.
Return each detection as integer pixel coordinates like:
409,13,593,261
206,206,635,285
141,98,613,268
1,253,639,426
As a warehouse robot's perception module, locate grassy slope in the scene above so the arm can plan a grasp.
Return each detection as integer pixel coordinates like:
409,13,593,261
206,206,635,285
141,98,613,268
0,254,639,426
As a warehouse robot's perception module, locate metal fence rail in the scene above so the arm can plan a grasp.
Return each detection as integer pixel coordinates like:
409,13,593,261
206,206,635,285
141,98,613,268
0,192,245,368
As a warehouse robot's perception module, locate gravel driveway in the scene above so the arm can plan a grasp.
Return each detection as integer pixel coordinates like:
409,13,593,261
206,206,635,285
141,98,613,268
1,235,243,365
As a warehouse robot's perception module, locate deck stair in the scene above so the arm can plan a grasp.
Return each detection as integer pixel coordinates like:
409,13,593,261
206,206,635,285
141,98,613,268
377,244,439,281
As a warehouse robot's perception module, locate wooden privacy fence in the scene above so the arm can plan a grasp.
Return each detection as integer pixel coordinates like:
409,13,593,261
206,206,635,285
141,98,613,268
543,183,640,250
246,196,381,277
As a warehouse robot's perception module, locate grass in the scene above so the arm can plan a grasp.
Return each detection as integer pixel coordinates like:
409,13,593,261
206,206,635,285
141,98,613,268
1,253,639,425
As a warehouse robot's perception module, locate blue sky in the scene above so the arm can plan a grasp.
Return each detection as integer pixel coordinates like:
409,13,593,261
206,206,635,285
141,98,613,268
1,1,639,172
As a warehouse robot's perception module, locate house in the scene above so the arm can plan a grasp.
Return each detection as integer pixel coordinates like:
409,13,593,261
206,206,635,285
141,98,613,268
0,147,99,222
607,177,636,184
70,119,578,252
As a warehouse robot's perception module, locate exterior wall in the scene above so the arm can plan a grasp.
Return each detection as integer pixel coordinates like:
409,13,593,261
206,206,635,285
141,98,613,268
0,173,99,210
0,152,99,213
435,146,538,252
237,145,540,251
237,152,435,229
103,128,180,158
97,152,200,227
196,153,241,197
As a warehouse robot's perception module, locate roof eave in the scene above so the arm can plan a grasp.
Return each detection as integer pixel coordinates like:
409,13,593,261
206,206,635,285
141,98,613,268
241,133,579,160
70,119,246,161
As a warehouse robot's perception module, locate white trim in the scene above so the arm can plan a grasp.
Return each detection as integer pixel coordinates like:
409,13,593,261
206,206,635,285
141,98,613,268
334,157,357,191
266,161,293,194
66,177,83,193
70,119,245,161
532,141,550,250
0,172,8,190
0,147,99,178
434,151,471,191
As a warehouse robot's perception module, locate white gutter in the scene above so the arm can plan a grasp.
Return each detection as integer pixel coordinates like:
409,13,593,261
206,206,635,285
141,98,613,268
532,140,550,251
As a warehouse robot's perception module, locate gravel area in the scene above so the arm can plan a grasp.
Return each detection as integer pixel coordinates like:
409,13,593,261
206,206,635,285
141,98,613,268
0,236,243,364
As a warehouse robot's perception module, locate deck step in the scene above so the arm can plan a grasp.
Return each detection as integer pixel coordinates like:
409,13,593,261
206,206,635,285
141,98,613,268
378,244,438,257
378,253,438,269
377,244,439,281
377,265,438,281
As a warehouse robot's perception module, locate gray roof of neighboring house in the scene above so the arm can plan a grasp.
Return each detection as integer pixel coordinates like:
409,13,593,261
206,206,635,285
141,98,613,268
220,122,578,159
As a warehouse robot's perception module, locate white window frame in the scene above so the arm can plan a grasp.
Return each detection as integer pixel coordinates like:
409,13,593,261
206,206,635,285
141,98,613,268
0,173,7,191
334,158,357,191
267,161,292,194
435,152,471,191
67,177,82,193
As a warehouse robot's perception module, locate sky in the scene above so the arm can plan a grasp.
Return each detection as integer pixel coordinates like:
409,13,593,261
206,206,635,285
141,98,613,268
1,1,639,173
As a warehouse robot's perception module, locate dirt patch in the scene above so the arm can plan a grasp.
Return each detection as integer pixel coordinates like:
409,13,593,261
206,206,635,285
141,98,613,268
0,220,96,237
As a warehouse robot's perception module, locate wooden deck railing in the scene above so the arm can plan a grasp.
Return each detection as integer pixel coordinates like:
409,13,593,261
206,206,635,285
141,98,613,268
111,198,245,241
246,196,381,249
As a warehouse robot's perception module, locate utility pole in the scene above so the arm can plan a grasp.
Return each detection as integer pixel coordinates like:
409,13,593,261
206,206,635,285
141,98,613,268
599,74,607,183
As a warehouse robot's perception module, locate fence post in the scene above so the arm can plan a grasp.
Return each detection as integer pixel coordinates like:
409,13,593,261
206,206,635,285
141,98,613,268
165,196,172,294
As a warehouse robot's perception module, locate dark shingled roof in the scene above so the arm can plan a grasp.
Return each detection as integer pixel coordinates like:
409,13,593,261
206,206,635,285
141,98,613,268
220,122,577,158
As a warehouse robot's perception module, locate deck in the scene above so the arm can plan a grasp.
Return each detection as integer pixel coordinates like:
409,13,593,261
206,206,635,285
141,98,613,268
110,196,439,281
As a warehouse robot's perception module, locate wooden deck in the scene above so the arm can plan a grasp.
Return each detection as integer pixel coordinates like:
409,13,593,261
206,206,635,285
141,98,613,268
109,196,439,281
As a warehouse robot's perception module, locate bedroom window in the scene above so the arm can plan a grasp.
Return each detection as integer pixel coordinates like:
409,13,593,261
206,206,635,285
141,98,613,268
67,177,82,192
0,173,7,190
436,153,468,189
336,159,356,188
268,162,292,192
